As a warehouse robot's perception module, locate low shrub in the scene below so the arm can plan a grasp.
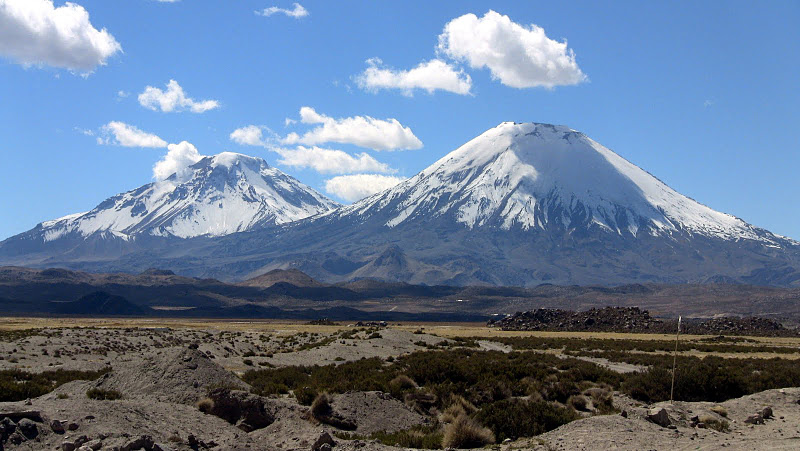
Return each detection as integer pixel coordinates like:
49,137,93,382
0,368,110,402
567,394,589,411
293,386,317,406
475,399,577,441
86,388,122,400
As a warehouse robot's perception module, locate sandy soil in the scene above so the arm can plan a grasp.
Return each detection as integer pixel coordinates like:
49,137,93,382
1,321,799,450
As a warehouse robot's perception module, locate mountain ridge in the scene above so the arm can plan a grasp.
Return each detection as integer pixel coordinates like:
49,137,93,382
1,122,799,287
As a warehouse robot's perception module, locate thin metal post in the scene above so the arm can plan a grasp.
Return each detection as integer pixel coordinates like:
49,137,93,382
670,316,682,404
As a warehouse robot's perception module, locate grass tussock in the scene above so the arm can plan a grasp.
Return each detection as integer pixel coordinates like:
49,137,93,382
310,392,356,430
442,414,495,449
196,397,214,413
699,414,730,432
710,405,728,417
86,388,122,400
336,424,443,450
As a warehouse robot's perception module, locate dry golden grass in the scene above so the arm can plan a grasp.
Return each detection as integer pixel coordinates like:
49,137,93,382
2,317,798,360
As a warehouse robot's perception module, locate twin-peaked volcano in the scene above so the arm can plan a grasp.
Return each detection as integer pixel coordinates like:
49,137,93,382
1,123,798,287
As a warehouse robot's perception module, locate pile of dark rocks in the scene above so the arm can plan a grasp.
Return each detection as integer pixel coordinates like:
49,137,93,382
489,307,799,336
488,307,663,332
684,317,790,336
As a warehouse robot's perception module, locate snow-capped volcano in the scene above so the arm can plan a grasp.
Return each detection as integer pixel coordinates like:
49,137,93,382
2,123,798,287
339,122,779,244
36,152,337,241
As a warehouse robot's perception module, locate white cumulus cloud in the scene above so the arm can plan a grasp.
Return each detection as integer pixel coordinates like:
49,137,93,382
256,3,308,19
356,58,472,96
230,125,394,174
97,121,167,148
275,146,394,174
437,10,586,89
284,107,422,151
324,174,406,202
138,79,219,113
0,0,121,73
153,141,203,181
230,125,271,147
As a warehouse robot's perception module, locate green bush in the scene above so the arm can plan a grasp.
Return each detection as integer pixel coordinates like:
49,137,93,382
475,399,577,441
0,368,110,402
294,386,317,405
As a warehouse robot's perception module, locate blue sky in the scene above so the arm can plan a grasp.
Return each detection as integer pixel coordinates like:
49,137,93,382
1,0,798,240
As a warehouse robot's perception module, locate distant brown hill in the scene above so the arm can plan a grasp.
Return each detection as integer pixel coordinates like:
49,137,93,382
1,266,800,325
239,268,323,288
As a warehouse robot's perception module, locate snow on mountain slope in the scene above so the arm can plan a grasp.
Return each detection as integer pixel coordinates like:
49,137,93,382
39,152,338,240
337,122,780,244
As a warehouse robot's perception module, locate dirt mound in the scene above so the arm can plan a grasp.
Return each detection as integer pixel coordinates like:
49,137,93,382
89,347,248,405
331,391,427,435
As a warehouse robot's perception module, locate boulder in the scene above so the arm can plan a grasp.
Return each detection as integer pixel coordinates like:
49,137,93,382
312,431,336,451
745,413,764,425
646,407,671,427
16,418,38,439
121,435,155,451
761,406,773,419
7,431,26,445
50,419,66,434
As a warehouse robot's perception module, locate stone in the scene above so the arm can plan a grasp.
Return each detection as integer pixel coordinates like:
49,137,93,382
620,410,628,418
0,417,16,434
68,422,80,431
51,419,66,433
16,418,38,439
8,431,26,445
761,406,773,419
312,431,336,451
318,444,332,451
62,441,77,451
121,435,155,451
646,407,671,427
744,414,764,425
85,439,103,450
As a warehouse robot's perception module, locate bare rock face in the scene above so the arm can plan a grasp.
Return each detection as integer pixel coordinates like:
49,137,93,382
646,407,671,427
205,388,275,432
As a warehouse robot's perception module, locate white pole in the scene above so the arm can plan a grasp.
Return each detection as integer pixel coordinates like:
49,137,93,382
670,316,682,404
